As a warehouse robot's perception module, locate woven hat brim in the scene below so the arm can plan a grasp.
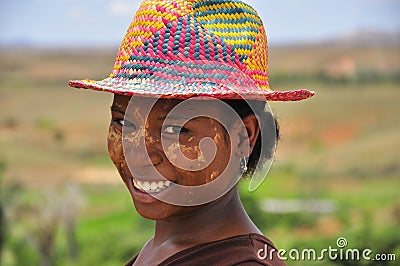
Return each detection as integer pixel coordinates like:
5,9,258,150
68,78,314,101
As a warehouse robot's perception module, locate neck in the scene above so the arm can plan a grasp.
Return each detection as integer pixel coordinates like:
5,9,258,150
152,187,260,247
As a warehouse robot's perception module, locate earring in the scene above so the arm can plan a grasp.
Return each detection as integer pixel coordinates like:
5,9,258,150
240,157,248,172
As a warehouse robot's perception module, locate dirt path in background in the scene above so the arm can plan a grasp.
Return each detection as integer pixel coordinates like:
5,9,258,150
3,166,121,188
71,167,121,185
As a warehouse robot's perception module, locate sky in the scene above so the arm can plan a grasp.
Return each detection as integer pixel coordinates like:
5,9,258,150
0,0,399,47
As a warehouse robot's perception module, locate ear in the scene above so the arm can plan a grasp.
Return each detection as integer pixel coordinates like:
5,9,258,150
234,114,260,158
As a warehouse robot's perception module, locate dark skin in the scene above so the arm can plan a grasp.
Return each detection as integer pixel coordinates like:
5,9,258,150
108,95,261,265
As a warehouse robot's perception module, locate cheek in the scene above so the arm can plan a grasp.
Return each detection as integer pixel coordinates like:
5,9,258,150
208,132,231,180
107,125,124,164
123,126,145,148
175,136,232,185
180,144,201,161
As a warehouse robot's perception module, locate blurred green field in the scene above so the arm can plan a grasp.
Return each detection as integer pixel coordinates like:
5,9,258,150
0,44,399,265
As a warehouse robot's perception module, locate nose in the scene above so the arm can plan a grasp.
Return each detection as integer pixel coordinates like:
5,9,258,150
123,132,163,170
146,149,163,166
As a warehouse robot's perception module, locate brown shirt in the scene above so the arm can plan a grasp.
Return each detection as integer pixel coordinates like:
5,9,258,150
125,233,286,266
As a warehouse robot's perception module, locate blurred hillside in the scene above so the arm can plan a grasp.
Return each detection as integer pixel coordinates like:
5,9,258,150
0,31,399,265
269,30,400,84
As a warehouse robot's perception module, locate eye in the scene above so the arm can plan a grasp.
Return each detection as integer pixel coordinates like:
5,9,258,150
113,118,136,129
162,125,187,134
115,119,125,126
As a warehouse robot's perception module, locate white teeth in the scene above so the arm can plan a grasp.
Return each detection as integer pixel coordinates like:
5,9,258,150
150,182,158,190
135,180,172,193
142,181,150,191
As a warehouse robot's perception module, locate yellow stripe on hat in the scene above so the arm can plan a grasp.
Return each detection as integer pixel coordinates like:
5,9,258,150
210,29,258,39
195,12,261,24
194,1,258,14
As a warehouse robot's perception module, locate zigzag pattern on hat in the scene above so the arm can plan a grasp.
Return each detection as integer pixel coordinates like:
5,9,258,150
245,23,269,89
119,0,193,51
192,0,262,62
112,14,245,81
111,0,271,91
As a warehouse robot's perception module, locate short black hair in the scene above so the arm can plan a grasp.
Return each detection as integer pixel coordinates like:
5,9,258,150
223,100,280,175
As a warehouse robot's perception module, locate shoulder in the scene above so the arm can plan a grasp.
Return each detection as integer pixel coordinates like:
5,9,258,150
125,234,286,266
245,234,286,265
161,233,286,266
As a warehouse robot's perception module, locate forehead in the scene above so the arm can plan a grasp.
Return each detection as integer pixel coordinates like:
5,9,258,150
112,95,228,120
113,95,181,110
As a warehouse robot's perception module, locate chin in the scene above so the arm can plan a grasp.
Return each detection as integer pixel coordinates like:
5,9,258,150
132,199,176,220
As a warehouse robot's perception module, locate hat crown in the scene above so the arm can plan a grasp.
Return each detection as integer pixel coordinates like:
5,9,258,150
111,0,270,90
69,0,314,101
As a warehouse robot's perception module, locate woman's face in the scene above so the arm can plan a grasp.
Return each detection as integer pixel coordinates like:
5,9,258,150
108,95,245,220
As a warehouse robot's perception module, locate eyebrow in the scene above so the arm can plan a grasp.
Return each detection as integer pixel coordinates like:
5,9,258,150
157,113,190,121
157,114,206,124
110,105,125,115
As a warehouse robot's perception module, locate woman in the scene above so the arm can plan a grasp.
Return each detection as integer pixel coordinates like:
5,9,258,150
69,0,314,265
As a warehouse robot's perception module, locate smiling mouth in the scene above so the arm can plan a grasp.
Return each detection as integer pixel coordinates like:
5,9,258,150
132,179,173,193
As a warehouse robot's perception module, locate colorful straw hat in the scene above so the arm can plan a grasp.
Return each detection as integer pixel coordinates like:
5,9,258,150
68,0,315,101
